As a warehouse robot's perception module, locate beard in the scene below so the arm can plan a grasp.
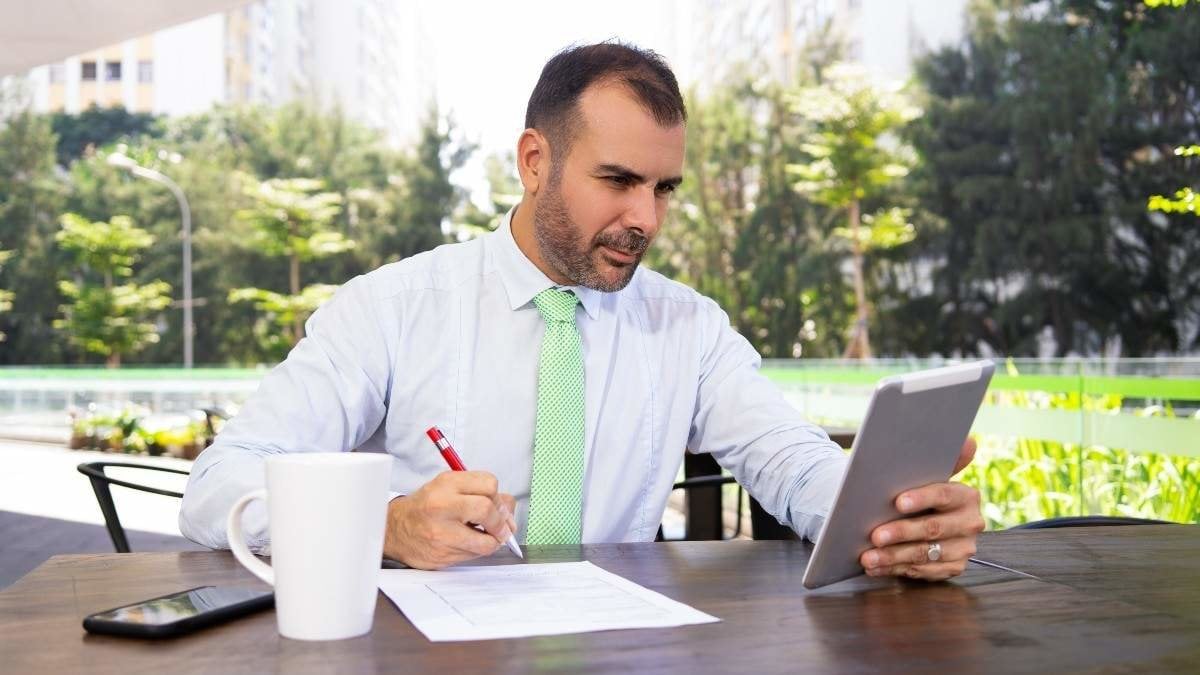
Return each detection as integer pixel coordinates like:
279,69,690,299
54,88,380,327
532,175,650,293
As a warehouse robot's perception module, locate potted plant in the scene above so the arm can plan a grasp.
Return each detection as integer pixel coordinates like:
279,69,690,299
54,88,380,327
68,416,95,450
181,422,207,460
122,430,148,454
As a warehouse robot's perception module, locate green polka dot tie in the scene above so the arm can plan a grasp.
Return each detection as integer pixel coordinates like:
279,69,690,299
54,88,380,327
526,288,586,545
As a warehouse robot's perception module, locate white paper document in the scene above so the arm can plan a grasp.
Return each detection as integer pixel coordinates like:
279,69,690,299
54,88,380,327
378,561,720,641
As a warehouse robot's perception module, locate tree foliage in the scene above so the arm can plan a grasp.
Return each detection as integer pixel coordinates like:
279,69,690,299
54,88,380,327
0,101,469,365
50,105,162,167
230,176,351,351
788,64,919,358
648,49,855,359
3,4,1197,364
892,0,1200,356
54,213,171,365
0,106,71,360
227,284,339,361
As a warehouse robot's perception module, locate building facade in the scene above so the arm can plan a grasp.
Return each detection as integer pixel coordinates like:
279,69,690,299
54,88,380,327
21,0,432,145
668,0,969,90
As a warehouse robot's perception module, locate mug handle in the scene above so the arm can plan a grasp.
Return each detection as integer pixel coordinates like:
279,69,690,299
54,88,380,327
226,488,275,586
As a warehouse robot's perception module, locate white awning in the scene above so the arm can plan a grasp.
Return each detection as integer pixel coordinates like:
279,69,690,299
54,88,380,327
1,0,255,76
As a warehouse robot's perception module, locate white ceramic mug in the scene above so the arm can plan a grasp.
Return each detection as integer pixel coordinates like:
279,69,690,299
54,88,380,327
226,452,392,641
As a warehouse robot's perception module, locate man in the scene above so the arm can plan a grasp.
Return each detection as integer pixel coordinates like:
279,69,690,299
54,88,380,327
180,43,984,580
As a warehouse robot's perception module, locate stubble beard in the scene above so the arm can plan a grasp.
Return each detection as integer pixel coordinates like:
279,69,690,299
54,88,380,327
532,172,650,293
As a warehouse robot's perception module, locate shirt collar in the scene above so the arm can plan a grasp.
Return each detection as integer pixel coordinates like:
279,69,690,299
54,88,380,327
492,207,603,321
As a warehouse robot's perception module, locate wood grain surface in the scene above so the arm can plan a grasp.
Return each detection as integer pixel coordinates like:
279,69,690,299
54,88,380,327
1,526,1196,674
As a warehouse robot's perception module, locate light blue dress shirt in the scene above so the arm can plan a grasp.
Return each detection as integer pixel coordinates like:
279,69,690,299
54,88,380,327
179,209,848,551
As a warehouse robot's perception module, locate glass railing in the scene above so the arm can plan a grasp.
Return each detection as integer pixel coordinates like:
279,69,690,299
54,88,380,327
761,357,1200,457
761,358,1200,526
4,359,1198,525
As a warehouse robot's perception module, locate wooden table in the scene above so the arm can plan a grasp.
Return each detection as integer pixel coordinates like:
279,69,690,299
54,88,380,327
2,525,1196,673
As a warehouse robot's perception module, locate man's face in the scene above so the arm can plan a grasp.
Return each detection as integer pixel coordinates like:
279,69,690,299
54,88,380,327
532,83,685,292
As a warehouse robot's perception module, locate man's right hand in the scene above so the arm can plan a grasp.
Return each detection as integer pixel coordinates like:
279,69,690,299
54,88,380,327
383,471,517,570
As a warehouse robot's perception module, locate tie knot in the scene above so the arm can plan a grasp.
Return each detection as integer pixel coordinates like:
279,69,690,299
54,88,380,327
534,288,579,324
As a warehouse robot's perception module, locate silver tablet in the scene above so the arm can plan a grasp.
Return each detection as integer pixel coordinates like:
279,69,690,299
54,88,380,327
801,360,995,589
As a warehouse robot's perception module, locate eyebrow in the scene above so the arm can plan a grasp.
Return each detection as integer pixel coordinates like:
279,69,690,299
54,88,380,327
594,163,684,190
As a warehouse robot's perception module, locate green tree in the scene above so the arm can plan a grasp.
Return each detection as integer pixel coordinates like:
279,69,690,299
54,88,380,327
643,28,857,359
2,100,476,366
0,102,69,363
229,176,352,354
788,64,919,359
159,103,469,364
1145,2,1197,221
54,213,171,366
50,105,162,167
648,75,851,358
453,151,522,239
355,108,472,268
899,0,1200,357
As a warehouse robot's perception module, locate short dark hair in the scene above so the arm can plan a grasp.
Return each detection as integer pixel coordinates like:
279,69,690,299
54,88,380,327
524,42,686,167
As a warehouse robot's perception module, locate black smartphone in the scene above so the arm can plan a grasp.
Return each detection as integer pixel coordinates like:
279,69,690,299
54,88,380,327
82,585,274,639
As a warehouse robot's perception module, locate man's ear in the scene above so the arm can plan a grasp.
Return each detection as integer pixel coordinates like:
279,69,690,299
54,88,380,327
516,129,550,196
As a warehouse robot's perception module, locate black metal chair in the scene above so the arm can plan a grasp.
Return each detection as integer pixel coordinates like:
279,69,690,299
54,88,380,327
198,406,231,448
659,453,798,541
1009,515,1175,529
662,473,797,541
76,462,190,553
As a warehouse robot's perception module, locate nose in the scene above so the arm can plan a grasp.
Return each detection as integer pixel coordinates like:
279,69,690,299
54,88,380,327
622,185,660,239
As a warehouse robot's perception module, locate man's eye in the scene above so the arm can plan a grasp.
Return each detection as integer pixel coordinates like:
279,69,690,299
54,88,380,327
656,184,677,195
606,175,632,187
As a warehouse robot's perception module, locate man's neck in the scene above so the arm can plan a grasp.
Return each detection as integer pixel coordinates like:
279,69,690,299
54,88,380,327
510,198,569,285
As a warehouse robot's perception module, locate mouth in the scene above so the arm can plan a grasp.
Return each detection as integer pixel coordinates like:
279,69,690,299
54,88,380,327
599,245,639,266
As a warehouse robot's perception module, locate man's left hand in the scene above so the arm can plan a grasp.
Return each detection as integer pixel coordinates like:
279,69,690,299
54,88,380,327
859,437,985,582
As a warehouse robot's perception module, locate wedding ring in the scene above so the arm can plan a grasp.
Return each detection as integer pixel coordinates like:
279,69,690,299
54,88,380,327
926,541,943,562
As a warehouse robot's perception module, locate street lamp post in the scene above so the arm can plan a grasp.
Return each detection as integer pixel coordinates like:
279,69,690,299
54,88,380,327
107,152,194,369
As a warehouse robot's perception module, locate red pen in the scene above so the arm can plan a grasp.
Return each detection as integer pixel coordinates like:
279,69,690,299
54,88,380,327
425,426,523,559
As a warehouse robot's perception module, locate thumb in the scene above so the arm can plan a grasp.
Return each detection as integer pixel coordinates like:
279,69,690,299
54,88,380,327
952,437,978,476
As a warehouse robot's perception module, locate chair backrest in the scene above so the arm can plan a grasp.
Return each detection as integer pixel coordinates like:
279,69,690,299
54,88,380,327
668,470,799,541
76,462,189,553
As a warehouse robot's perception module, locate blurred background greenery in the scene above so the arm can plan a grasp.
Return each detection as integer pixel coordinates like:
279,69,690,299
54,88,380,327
1,1,1197,366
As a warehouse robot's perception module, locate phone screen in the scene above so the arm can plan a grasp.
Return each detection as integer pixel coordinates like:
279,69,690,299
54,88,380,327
89,587,272,626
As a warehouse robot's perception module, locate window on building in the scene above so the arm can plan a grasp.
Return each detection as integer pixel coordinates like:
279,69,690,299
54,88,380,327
105,62,122,81
138,60,153,83
81,61,97,81
48,64,66,83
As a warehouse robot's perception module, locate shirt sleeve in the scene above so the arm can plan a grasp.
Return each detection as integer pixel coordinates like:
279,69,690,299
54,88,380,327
687,300,848,541
178,275,392,552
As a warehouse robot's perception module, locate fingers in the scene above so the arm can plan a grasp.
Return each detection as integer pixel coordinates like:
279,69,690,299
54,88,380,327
873,485,983,547
383,473,515,570
894,480,981,517
393,513,502,570
432,470,500,497
870,559,969,582
453,495,513,543
861,479,986,583
861,536,977,571
952,437,978,475
441,521,505,557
